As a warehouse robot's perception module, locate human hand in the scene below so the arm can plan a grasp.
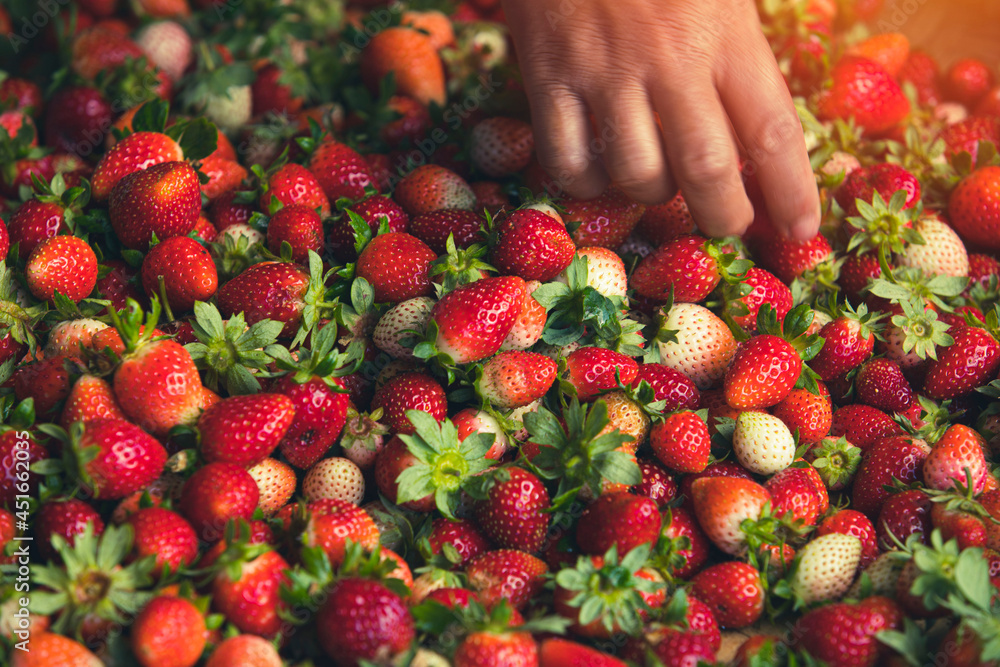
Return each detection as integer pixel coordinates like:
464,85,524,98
501,0,821,240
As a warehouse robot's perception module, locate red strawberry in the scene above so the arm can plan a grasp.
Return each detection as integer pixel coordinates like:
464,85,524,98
217,261,309,337
634,192,696,245
303,498,380,565
8,199,67,259
425,518,491,568
830,403,904,450
465,549,548,610
141,235,218,312
478,351,557,409
949,165,1000,253
307,140,376,202
474,467,550,553
131,595,207,667
923,325,1000,399
394,164,475,216
356,232,437,303
632,364,699,411
13,355,73,418
809,304,882,381
328,195,410,261
179,462,259,541
630,458,678,507
492,208,575,281
939,116,1000,163
26,235,98,303
562,186,645,249
943,57,995,107
109,161,201,250
0,430,48,507
817,509,879,567
260,162,329,216
748,231,832,284
43,85,114,155
273,374,350,469
410,208,483,253
815,55,910,135
114,336,203,438
129,507,199,574
35,497,104,560
10,633,102,667
854,358,914,413
726,267,793,331
923,424,989,494
839,252,884,303
198,393,295,467
430,275,526,364
771,384,833,445
539,637,628,667
764,463,829,527
90,131,184,201
656,505,710,579
265,204,324,263
576,492,661,556
371,371,447,435
203,635,282,667
564,347,638,401
650,410,711,474
796,601,897,667
724,335,801,410
199,156,247,201
852,435,931,517
212,548,290,638
690,561,765,628
69,418,167,499
455,630,537,667
374,435,435,512
501,281,547,352
835,162,921,220
631,234,736,303
96,259,144,312
360,27,445,107
316,577,415,664
898,48,941,104
689,476,770,555
467,116,534,177
251,62,304,116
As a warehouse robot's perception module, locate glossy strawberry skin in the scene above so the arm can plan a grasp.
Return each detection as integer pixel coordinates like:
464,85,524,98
474,467,550,553
13,355,73,417
835,162,921,219
650,411,711,474
198,393,296,467
370,371,447,435
465,549,548,610
749,232,832,284
316,577,415,663
129,507,199,574
852,435,930,518
179,462,260,541
576,492,662,556
78,418,167,499
632,364,700,411
492,208,575,282
690,561,764,628
7,200,66,259
855,358,914,413
630,234,720,303
817,510,879,568
816,55,909,136
273,375,349,469
564,347,639,401
393,164,475,216
90,131,184,201
796,602,895,667
131,595,207,667
35,497,105,560
876,489,932,550
26,235,98,303
810,317,875,381
426,518,491,568
141,235,218,312
113,339,203,438
266,204,325,264
307,140,376,202
212,549,290,638
217,262,309,338
829,403,904,450
949,165,1000,253
109,161,201,250
410,209,483,254
562,186,644,249
923,325,1000,399
261,162,330,216
431,276,527,364
328,195,410,261
724,335,801,410
356,232,437,304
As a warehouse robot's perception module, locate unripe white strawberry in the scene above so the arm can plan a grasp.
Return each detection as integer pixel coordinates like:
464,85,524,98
819,150,861,179
895,214,969,278
791,533,862,605
500,281,546,352
847,552,904,598
45,318,109,357
304,457,365,505
935,102,968,124
733,410,796,475
203,85,252,133
805,309,832,337
507,398,542,442
216,222,264,246
372,297,434,359
556,246,627,299
340,408,389,471
135,21,192,82
410,649,450,667
657,303,737,389
248,457,296,517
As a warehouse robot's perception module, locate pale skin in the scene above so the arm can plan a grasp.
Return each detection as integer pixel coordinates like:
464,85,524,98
501,0,823,241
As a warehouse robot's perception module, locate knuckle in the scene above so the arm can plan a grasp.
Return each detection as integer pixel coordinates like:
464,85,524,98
678,145,734,187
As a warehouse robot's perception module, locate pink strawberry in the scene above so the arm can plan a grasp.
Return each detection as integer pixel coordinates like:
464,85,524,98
429,275,526,364
478,350,557,409
492,208,575,282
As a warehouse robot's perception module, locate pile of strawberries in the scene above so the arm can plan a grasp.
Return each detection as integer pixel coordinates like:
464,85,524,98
2,0,1000,665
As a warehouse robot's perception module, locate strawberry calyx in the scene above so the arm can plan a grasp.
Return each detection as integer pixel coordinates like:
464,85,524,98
394,410,495,520
868,261,970,314
887,298,954,361
28,523,156,638
807,436,862,490
27,172,90,235
413,594,569,643
553,543,664,637
270,320,361,388
210,225,265,281
924,469,1000,525
521,398,640,519
293,250,342,347
0,260,42,358
649,508,693,579
532,254,645,357
617,378,669,421
333,276,376,345
107,296,165,357
429,234,493,296
33,421,101,498
193,519,272,585
895,395,955,443
703,237,753,286
846,189,924,257
185,301,284,396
